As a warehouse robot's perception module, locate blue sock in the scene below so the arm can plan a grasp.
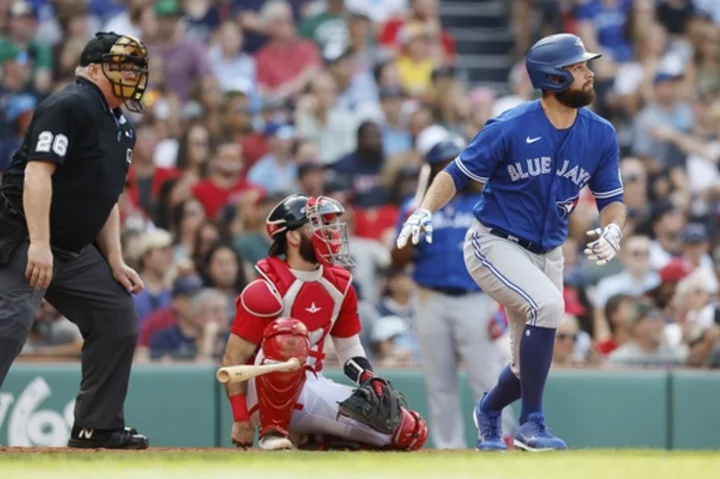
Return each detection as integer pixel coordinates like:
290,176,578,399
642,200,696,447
481,365,521,412
519,324,556,424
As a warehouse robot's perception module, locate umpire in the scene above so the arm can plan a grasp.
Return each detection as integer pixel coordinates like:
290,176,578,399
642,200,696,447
392,139,516,449
0,32,150,449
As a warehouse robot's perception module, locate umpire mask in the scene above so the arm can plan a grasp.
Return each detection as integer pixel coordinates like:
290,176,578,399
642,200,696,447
81,32,149,113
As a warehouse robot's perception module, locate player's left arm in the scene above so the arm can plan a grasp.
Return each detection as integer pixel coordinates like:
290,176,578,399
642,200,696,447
585,127,627,266
329,285,374,380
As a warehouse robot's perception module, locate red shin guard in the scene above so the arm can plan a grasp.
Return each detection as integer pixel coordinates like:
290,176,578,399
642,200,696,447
256,318,310,438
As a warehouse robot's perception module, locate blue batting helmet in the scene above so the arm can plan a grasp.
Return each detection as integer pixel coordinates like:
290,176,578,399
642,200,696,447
426,140,462,165
525,33,601,92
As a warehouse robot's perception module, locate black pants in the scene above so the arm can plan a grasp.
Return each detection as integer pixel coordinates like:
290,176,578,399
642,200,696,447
0,240,138,430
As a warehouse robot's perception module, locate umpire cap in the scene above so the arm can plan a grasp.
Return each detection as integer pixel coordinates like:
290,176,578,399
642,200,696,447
525,33,601,92
79,31,149,113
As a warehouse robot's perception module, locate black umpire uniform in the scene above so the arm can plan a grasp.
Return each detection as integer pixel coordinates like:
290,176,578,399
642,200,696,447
0,32,149,449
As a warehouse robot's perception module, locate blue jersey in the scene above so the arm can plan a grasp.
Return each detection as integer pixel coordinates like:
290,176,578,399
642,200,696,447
397,194,482,292
445,100,623,251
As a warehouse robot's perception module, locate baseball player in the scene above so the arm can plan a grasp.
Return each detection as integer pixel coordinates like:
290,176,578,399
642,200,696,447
397,33,627,452
221,194,428,451
392,139,516,449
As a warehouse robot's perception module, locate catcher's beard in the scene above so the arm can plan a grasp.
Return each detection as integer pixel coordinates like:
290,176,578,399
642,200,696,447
298,234,318,263
556,85,595,108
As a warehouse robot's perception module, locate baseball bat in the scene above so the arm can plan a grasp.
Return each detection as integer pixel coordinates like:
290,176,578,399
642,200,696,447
216,358,302,384
413,164,431,207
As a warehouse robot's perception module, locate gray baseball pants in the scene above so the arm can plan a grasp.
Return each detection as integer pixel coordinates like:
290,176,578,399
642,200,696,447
0,238,138,430
463,220,564,377
414,288,516,449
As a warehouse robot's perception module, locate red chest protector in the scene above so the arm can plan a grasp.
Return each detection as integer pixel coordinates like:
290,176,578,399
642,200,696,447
255,257,352,372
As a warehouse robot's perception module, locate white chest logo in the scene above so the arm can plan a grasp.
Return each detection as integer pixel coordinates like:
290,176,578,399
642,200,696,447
507,158,591,188
526,136,541,144
305,302,322,314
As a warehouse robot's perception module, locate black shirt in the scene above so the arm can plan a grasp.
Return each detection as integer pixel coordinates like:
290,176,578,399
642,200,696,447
0,77,136,253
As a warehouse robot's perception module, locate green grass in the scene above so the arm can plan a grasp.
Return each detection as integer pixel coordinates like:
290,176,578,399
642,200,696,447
2,450,720,479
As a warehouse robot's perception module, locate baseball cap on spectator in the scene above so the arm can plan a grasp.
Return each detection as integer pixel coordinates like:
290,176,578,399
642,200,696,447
6,94,36,123
682,223,709,244
415,124,450,156
137,229,173,258
172,275,203,297
264,122,295,140
371,316,409,343
379,86,404,101
653,72,683,85
9,1,37,19
659,258,692,283
0,41,26,64
297,161,325,179
322,43,352,65
155,0,183,17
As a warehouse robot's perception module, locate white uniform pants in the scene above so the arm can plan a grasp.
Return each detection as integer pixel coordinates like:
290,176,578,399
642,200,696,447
414,288,516,449
246,360,392,446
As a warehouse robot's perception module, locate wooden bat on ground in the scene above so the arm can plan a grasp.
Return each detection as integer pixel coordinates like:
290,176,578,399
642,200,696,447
216,358,302,384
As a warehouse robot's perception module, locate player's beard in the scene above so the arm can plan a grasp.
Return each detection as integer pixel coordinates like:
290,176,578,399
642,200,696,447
299,234,318,263
556,84,595,108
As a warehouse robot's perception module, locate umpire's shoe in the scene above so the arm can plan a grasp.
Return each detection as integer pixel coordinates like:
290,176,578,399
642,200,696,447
472,394,507,451
68,426,149,450
514,412,567,452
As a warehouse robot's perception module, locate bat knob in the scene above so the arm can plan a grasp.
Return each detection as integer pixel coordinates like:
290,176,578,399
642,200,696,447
216,368,231,384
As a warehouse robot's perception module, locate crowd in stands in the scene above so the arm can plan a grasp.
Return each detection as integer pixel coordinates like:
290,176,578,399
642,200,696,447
1,0,719,370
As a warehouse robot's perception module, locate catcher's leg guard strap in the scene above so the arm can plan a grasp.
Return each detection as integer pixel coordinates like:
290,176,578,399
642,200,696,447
257,318,310,438
390,408,428,451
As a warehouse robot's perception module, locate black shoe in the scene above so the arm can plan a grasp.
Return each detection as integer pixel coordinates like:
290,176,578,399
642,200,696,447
68,426,149,450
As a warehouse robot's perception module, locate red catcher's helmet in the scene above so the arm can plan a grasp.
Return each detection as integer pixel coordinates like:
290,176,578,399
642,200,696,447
265,194,354,268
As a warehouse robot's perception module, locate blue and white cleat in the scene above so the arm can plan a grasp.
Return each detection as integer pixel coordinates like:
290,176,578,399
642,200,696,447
514,412,567,452
472,394,507,451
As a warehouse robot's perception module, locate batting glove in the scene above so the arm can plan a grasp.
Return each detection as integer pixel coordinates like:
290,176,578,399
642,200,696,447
584,224,622,266
396,208,433,248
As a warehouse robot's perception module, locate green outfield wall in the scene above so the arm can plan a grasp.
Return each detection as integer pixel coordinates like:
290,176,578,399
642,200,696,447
2,364,719,450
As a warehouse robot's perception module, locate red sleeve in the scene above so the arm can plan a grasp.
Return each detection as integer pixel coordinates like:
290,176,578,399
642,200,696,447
330,285,362,338
596,338,618,356
230,300,269,345
378,18,404,47
441,31,456,59
254,49,272,88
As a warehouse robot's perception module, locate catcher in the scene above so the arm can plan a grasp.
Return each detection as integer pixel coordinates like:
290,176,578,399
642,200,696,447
221,194,428,451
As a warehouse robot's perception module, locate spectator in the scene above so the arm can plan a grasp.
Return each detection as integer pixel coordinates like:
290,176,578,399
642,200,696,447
231,193,279,266
208,20,258,100
331,120,388,206
679,223,719,292
575,0,634,79
133,229,175,326
492,61,534,117
378,86,412,156
20,301,82,359
166,124,212,209
299,0,348,51
647,201,687,270
149,288,229,362
378,0,455,64
346,9,381,75
192,140,257,219
297,161,326,198
631,72,694,172
1,1,52,95
606,301,688,367
0,93,35,172
553,314,592,368
171,198,207,264
135,274,204,362
102,0,155,41
248,123,299,195
199,242,248,320
254,0,321,102
149,0,213,102
592,235,660,335
323,43,380,119
0,42,35,143
295,72,359,164
596,293,636,356
394,22,438,98
370,315,415,367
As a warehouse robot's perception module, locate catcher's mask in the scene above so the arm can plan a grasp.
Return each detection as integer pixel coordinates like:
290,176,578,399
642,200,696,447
266,194,355,268
80,32,149,113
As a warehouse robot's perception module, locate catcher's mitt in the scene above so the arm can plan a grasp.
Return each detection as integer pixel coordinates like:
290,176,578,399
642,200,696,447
336,376,405,435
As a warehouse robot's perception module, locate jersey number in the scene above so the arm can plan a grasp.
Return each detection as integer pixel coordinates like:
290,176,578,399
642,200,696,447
35,131,69,157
